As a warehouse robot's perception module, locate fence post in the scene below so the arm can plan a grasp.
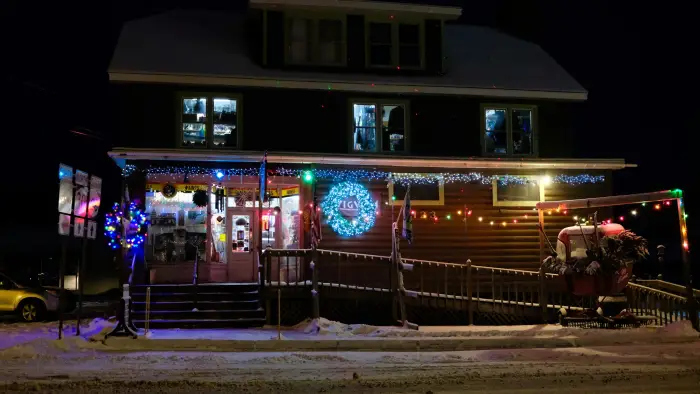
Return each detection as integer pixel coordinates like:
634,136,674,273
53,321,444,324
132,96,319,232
467,260,473,325
538,266,548,323
311,249,320,320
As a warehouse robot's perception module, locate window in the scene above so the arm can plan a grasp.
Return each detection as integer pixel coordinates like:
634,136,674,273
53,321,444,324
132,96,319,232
286,18,345,66
351,100,408,153
482,105,536,156
389,179,444,206
368,22,422,68
180,94,240,148
492,176,545,207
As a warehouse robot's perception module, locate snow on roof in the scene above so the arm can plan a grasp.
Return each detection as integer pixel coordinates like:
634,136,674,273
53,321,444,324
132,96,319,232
109,10,586,97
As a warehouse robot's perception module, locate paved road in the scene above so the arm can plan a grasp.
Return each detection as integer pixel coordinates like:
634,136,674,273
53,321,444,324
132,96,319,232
1,343,699,393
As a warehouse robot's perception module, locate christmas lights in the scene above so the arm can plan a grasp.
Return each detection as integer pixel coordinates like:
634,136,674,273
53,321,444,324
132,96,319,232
123,164,605,186
104,203,122,249
321,182,377,237
103,202,149,249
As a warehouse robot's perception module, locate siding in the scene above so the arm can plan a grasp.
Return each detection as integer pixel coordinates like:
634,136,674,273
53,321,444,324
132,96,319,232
112,84,577,158
315,171,612,271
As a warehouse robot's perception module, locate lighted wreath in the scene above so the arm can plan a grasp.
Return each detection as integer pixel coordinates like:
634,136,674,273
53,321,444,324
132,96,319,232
321,182,377,237
103,202,150,249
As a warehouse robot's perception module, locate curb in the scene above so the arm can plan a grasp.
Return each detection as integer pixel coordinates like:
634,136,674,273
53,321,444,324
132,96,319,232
101,334,699,352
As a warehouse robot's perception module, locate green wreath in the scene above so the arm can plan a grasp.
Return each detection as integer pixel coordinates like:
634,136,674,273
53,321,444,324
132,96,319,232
321,182,377,237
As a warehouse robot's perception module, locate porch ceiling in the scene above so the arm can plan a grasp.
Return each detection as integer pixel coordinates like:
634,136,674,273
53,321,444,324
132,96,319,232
108,148,634,171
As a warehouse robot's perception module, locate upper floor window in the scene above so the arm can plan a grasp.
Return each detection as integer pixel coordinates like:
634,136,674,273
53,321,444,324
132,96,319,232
286,17,345,66
350,100,408,153
367,21,422,68
180,94,241,149
482,104,536,156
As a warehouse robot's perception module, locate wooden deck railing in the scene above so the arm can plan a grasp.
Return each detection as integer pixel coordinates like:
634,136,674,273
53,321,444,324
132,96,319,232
260,248,698,328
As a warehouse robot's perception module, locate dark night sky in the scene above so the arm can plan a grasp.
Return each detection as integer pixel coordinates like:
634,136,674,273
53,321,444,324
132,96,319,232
1,1,695,278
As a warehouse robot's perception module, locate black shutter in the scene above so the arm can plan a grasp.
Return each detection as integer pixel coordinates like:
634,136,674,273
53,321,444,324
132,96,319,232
265,10,285,67
346,15,365,70
424,19,443,74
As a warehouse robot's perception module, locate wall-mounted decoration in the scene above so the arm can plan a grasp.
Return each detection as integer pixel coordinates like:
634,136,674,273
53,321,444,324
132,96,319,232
321,182,377,237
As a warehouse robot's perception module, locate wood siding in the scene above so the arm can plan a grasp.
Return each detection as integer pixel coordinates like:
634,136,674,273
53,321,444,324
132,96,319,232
111,84,577,158
315,171,612,272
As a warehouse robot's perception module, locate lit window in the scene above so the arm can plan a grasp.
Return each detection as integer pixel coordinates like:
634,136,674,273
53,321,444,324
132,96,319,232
492,177,545,207
389,179,444,206
483,105,536,156
180,95,240,148
351,101,408,153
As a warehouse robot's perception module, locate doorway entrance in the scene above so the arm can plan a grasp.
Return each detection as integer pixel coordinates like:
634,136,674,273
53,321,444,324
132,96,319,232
226,207,258,283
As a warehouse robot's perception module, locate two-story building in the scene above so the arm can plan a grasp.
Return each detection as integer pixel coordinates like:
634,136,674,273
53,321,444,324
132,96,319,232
108,0,631,285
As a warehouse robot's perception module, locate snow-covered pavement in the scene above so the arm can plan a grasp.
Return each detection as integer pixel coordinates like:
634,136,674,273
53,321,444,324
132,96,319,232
0,318,698,392
1,343,699,393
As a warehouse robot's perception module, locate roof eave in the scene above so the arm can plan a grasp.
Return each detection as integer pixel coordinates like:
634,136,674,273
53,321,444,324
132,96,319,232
249,0,462,19
108,148,632,171
107,71,588,101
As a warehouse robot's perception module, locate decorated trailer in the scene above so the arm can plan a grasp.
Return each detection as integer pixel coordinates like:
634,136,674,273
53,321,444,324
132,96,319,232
536,190,698,329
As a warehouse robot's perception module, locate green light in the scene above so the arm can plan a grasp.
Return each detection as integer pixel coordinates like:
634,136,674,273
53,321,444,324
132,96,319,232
684,213,688,219
672,189,683,197
446,214,452,220
303,171,314,183
391,195,396,201
641,202,646,206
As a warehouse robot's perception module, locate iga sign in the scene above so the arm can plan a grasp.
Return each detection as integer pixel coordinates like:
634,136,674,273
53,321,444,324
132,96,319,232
321,182,377,237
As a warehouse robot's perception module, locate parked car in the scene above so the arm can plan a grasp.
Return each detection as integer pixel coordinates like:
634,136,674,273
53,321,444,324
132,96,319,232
0,272,62,322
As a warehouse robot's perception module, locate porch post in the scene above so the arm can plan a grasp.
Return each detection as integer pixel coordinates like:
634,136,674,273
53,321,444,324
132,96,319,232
205,185,212,264
538,208,548,323
677,197,698,330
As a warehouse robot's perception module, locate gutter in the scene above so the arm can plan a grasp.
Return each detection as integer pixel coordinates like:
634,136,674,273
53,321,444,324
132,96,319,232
108,148,634,171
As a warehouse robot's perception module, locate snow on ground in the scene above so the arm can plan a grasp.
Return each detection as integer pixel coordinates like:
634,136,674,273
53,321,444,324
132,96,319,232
0,342,699,393
0,316,697,357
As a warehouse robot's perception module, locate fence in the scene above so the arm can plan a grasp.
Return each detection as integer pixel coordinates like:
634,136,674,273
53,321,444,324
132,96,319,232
259,248,697,328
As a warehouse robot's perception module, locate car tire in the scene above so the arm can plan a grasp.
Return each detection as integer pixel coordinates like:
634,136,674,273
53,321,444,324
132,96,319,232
17,299,46,322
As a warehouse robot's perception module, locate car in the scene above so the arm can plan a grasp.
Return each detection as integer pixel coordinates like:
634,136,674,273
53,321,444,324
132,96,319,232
0,272,61,322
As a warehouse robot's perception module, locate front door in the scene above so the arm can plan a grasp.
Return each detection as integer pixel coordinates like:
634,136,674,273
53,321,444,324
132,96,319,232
226,208,258,283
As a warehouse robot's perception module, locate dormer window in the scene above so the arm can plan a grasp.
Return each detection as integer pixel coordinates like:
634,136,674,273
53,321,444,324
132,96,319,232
368,21,423,69
285,16,345,66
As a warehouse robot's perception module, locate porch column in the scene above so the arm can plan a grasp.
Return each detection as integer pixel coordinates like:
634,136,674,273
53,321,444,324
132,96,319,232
205,185,212,264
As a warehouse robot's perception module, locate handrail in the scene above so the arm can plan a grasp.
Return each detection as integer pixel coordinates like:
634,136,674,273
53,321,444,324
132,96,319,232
636,279,700,298
627,282,688,302
317,249,392,261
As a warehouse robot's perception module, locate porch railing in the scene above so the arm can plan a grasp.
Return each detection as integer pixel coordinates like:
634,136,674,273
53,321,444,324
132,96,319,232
259,248,698,328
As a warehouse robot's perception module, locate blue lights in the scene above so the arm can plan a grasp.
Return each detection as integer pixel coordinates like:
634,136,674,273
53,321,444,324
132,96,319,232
321,182,377,237
216,171,224,180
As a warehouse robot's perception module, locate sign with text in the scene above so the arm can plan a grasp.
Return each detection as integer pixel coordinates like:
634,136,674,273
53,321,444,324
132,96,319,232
147,183,207,192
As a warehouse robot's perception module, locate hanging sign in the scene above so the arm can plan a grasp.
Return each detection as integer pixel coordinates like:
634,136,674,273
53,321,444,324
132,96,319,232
73,185,88,217
75,170,88,187
58,214,71,236
74,217,85,238
87,220,97,240
146,183,207,192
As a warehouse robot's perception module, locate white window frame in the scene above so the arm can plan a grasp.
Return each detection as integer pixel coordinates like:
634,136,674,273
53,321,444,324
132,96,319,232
480,104,538,157
178,93,243,149
348,99,410,154
492,176,545,207
388,178,444,206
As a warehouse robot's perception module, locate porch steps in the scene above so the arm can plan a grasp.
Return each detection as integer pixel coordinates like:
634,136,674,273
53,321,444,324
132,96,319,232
130,283,265,329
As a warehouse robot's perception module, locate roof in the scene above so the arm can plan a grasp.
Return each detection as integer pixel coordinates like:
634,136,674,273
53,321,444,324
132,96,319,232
249,0,463,17
109,10,587,100
108,148,631,170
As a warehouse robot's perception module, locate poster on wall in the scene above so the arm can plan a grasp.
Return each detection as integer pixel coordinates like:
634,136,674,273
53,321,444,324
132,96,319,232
87,220,97,239
74,217,85,238
58,164,73,214
88,176,102,218
58,214,71,236
73,185,88,217
75,170,88,187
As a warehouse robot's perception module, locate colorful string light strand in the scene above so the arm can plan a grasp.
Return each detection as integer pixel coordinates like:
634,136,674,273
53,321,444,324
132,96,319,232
123,164,605,186
103,202,150,249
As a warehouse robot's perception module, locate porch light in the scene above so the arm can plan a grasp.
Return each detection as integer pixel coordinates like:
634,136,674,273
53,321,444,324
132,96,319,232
541,175,552,186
